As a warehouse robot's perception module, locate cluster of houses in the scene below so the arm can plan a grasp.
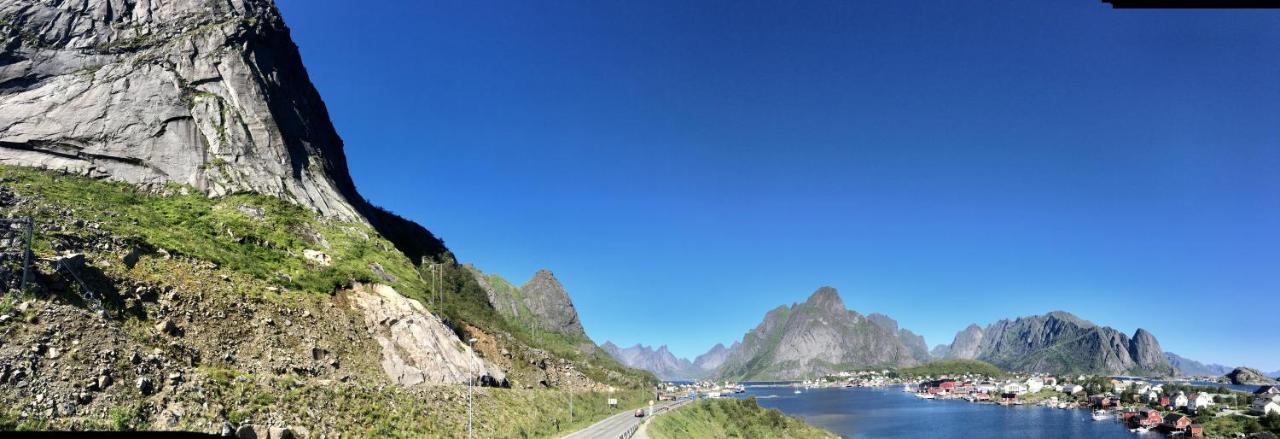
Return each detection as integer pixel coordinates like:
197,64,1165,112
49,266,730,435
915,376,1056,404
909,377,1280,438
1118,410,1203,436
1253,386,1280,416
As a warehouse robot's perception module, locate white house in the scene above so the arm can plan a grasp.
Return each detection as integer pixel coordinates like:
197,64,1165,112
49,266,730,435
1170,391,1189,408
1063,384,1084,395
1111,379,1131,392
1002,383,1028,394
1025,378,1045,393
1251,396,1280,416
976,383,999,393
1145,391,1160,403
1188,392,1214,412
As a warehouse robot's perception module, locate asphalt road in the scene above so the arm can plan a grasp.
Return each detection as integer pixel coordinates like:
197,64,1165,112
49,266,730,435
561,399,688,439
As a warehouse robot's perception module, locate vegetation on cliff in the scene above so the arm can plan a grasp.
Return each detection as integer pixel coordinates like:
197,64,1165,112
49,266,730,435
0,166,654,435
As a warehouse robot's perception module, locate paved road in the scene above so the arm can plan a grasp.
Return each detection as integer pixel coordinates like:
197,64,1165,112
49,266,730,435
561,399,688,439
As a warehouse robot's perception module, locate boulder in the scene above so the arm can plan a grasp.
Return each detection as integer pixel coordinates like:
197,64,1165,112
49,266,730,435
302,250,332,267
347,283,505,386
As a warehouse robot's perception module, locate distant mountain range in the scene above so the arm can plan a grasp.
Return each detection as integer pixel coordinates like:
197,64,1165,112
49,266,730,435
934,311,1174,376
590,283,1260,382
600,342,733,380
1164,352,1233,377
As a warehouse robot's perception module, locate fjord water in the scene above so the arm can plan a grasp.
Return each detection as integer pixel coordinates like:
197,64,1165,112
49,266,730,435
738,387,1143,439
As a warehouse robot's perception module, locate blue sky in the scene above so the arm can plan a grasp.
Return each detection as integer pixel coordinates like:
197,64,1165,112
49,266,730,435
275,1,1280,370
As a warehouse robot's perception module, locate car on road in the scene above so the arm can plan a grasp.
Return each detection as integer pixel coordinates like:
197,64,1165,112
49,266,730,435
634,409,645,418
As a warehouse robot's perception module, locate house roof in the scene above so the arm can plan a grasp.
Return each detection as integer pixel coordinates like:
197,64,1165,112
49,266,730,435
1163,414,1188,423
1255,386,1279,395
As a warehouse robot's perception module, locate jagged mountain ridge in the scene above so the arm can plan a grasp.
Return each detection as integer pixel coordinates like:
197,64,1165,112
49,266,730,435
938,311,1174,376
715,287,921,381
601,342,707,381
1165,352,1233,377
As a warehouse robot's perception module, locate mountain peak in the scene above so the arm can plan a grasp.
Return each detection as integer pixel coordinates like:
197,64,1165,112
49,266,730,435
804,286,844,309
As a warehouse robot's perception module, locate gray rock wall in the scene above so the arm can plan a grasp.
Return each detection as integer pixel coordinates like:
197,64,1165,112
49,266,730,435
0,0,362,218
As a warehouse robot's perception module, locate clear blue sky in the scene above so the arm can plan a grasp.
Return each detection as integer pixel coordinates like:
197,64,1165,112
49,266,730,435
276,1,1280,370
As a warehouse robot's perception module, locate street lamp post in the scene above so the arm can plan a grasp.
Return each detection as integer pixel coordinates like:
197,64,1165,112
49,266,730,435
468,337,477,439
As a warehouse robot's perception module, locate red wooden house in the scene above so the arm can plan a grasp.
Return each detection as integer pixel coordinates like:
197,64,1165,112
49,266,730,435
1161,414,1191,431
1128,410,1162,428
1188,424,1203,438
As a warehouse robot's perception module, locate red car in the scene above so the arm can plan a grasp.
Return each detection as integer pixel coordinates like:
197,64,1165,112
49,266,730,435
634,409,645,417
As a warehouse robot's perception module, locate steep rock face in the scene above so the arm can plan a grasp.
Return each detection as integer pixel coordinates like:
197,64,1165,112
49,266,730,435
0,0,448,262
1,0,358,217
930,344,950,359
1165,352,1232,377
869,313,930,364
946,324,985,360
693,343,731,371
347,283,505,386
518,270,585,337
465,264,525,319
1128,328,1166,371
601,342,701,380
467,266,589,341
1226,367,1279,385
941,312,1174,376
717,287,919,380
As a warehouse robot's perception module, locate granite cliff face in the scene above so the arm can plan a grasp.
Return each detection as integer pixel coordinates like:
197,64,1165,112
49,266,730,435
716,287,920,380
940,312,1174,376
868,313,931,364
1,0,359,217
0,0,448,262
518,270,585,337
945,324,985,360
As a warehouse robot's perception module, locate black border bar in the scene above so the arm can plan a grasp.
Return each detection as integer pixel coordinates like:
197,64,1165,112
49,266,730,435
1105,0,1280,7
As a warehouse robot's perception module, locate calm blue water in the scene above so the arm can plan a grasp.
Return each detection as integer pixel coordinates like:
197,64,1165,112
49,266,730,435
735,387,1157,439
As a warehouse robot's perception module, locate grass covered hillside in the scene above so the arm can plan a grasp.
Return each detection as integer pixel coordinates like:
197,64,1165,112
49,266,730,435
896,359,1005,378
649,398,836,439
0,166,653,435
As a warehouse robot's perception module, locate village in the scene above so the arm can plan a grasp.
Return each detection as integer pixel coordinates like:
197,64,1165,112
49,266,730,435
652,370,1280,438
880,370,1280,437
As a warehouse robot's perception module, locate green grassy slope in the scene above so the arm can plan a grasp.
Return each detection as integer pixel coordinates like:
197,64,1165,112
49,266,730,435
649,398,836,439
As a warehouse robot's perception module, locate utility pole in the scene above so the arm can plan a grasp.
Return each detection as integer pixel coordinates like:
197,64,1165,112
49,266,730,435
468,337,477,439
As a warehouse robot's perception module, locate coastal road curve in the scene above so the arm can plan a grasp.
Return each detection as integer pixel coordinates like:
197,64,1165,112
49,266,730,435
561,399,688,439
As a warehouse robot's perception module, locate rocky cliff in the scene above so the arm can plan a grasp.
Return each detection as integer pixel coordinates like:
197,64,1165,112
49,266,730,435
1226,367,1279,385
868,313,931,364
939,311,1174,376
0,1,654,434
1,0,358,217
716,287,920,380
944,324,985,360
467,266,586,338
0,0,448,263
